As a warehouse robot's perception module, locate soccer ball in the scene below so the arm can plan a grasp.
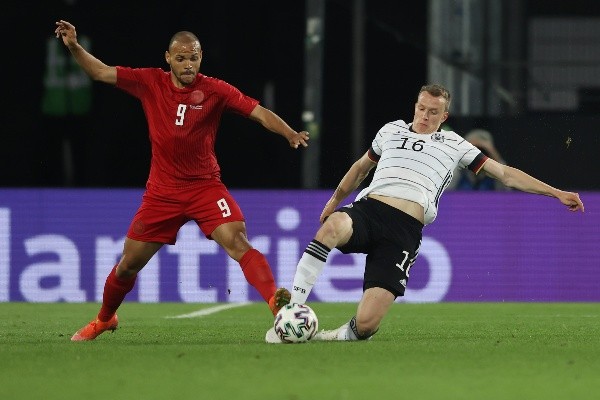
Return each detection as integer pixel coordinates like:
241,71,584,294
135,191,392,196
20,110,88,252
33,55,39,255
274,303,319,343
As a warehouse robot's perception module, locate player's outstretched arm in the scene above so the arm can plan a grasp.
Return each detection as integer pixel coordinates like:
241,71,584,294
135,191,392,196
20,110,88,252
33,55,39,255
249,105,309,149
319,152,377,223
482,158,584,212
55,20,117,85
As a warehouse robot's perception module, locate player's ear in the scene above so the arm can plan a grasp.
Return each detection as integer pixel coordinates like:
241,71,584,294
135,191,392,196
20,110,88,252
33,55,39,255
165,51,171,65
441,111,449,123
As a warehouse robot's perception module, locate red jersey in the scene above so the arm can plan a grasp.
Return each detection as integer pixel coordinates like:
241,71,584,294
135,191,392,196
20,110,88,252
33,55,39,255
115,67,259,188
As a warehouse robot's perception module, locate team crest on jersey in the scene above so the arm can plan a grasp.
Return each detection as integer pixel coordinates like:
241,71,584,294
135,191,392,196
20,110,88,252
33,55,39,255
431,132,445,143
189,90,205,104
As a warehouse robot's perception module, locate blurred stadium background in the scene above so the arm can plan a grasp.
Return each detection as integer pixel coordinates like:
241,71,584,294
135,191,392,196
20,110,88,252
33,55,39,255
4,0,599,190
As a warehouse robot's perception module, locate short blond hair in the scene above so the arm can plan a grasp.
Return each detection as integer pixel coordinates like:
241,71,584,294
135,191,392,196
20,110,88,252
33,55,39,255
419,84,451,112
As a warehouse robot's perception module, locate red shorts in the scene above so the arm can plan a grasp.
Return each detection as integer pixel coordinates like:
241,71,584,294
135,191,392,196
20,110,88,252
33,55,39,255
126,180,244,244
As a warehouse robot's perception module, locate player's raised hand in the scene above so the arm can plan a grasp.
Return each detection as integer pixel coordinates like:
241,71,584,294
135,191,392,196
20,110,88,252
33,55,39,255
55,20,78,47
290,131,309,149
557,190,584,212
319,201,337,224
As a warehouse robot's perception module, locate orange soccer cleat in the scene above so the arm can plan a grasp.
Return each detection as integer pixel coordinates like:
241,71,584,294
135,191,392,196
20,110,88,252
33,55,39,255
70,314,119,341
268,287,291,316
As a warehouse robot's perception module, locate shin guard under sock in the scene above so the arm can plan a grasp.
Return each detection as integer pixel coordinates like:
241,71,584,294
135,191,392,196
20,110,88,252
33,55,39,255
239,249,277,302
291,239,330,304
97,265,137,322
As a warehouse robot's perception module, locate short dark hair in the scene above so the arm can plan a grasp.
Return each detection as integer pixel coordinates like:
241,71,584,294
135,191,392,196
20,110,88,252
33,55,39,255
419,84,451,111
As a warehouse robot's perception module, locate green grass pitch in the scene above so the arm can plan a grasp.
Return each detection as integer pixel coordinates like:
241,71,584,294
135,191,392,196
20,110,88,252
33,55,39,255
1,302,599,400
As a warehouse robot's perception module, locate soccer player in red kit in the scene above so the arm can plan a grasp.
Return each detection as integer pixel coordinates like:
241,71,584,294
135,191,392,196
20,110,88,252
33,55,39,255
54,20,309,341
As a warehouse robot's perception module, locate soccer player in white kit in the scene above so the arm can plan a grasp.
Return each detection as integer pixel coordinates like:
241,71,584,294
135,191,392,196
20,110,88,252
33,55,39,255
266,84,584,343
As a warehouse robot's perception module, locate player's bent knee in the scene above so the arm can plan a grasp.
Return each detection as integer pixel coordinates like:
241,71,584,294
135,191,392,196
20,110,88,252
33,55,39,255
318,213,351,242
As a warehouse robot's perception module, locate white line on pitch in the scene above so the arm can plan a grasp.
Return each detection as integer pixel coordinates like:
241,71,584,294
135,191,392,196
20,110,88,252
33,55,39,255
166,302,251,319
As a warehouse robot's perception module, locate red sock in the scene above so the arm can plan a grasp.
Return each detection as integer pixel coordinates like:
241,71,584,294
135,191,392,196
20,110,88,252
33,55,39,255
239,249,277,303
97,265,137,322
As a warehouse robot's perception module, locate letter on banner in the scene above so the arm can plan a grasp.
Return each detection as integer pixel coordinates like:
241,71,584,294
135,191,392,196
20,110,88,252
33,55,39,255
20,235,86,302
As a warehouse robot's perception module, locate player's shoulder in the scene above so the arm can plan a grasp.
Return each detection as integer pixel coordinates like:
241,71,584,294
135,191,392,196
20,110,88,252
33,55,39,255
199,74,234,88
379,119,410,133
439,128,468,142
196,74,241,95
199,74,221,84
116,67,168,85
117,66,164,75
385,119,410,129
434,128,475,148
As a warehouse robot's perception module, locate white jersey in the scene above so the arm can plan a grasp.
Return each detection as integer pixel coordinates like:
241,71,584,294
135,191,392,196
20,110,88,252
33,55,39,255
355,120,487,225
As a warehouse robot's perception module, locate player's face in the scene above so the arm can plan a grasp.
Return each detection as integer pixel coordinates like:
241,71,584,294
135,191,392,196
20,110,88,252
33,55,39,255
166,40,202,88
412,92,449,134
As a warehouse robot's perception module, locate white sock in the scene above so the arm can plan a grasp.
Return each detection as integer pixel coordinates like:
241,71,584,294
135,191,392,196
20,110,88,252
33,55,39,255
333,317,356,340
290,239,330,304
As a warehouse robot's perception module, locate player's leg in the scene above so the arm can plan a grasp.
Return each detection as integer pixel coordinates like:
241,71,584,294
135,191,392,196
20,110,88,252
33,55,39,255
265,209,357,343
211,220,268,275
313,198,423,341
290,211,354,304
354,286,396,338
194,183,288,315
72,189,180,342
98,239,163,320
313,253,403,342
319,287,395,341
211,221,288,314
71,239,163,341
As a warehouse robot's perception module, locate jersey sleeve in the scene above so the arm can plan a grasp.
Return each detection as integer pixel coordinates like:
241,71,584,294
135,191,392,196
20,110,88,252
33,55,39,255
220,81,260,116
115,66,155,98
368,123,390,160
367,147,380,162
455,135,489,174
368,120,409,162
467,152,489,174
